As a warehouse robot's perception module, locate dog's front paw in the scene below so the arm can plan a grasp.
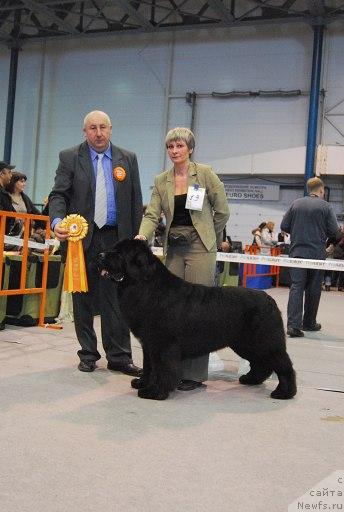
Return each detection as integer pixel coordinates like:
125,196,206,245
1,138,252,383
131,377,148,389
138,386,169,400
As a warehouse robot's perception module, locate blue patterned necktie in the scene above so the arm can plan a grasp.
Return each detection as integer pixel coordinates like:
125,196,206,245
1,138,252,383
94,153,107,228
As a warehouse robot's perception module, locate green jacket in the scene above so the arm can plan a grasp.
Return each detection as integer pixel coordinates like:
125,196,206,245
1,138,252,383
139,162,229,253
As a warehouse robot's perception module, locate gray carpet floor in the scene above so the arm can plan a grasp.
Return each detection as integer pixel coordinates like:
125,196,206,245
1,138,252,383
0,287,343,512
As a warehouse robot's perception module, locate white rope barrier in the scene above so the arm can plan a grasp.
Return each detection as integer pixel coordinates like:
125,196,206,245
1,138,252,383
151,246,344,272
4,235,57,251
4,236,344,272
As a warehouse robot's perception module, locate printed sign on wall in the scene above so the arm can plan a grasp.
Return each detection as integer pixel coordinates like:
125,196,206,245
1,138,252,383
224,182,280,201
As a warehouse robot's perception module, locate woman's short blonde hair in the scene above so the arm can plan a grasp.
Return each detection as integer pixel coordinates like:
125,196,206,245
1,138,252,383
165,127,195,151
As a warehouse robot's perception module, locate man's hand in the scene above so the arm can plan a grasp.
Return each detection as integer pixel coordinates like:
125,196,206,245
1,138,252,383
54,222,69,241
134,234,147,241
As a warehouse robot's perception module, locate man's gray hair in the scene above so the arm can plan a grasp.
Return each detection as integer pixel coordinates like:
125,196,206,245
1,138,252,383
165,127,195,151
83,110,111,127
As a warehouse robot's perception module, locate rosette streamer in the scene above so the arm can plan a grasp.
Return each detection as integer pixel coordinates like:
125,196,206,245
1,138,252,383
60,214,89,292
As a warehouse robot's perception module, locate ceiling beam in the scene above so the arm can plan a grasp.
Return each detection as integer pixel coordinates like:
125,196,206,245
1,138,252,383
21,0,79,34
251,0,298,16
207,0,234,23
306,0,326,16
0,27,11,41
112,0,154,29
281,0,297,8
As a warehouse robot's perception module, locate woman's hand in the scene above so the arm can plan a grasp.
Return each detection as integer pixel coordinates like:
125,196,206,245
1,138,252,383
220,240,231,253
134,234,147,241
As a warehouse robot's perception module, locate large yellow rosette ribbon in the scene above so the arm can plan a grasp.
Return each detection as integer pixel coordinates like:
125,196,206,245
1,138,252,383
60,214,89,292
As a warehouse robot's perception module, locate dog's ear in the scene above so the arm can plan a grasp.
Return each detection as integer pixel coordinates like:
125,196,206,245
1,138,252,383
128,248,156,281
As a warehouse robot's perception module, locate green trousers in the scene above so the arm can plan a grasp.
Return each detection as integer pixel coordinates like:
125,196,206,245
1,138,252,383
165,225,217,383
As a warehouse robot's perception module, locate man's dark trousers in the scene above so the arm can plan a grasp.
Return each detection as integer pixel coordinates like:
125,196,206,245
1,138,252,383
73,225,132,365
287,266,324,329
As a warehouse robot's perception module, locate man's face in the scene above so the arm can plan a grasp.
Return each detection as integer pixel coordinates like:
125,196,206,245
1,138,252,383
318,186,325,198
0,168,13,187
83,113,112,153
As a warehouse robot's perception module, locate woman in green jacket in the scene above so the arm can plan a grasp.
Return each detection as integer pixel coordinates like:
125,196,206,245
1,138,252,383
136,127,229,391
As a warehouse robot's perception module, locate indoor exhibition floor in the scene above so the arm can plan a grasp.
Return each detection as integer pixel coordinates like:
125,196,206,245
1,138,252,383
0,287,343,512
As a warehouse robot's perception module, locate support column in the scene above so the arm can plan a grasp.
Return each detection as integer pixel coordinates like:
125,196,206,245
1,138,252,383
4,45,20,163
304,24,325,192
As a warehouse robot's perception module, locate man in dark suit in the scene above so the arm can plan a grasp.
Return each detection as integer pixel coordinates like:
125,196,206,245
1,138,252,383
49,110,143,374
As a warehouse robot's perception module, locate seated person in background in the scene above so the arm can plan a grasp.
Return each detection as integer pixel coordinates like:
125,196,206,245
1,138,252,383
333,236,344,291
324,236,344,291
142,204,166,248
217,228,232,274
261,221,277,247
154,213,166,247
221,228,232,253
277,230,291,255
0,161,15,233
278,230,291,245
5,170,46,238
251,222,266,249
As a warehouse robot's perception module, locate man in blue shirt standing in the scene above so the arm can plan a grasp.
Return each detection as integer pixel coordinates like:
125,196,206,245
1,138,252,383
49,110,143,374
281,177,342,338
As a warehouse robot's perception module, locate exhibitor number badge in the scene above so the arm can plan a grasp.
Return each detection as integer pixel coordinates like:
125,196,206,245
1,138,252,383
185,184,205,211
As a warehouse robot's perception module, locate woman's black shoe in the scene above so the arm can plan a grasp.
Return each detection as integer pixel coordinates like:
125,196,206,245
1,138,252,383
78,361,96,372
302,323,321,331
287,328,304,338
177,380,206,391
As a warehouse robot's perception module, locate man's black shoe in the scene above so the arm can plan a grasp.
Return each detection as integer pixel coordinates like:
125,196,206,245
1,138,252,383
78,361,96,372
107,362,142,377
287,328,304,338
177,380,207,391
302,323,322,332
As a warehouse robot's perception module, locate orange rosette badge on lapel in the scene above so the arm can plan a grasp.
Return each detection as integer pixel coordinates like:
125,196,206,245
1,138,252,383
60,214,89,293
113,166,126,182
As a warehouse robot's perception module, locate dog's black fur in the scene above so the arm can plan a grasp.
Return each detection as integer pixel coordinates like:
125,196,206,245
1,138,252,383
99,239,297,401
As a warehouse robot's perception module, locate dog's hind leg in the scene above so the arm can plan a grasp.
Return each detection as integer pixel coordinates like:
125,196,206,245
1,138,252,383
270,352,297,400
239,363,272,386
138,343,181,401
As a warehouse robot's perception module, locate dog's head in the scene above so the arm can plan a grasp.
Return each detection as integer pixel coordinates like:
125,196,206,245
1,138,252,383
98,239,158,283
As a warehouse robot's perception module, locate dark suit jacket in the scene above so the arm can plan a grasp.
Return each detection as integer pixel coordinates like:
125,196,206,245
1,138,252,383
49,141,143,250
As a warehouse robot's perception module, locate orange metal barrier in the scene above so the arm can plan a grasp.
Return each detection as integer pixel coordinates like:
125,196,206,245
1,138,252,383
0,210,61,329
242,245,281,288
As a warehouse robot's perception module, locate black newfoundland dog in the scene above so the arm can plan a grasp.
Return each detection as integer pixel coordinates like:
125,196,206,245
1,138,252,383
99,239,297,401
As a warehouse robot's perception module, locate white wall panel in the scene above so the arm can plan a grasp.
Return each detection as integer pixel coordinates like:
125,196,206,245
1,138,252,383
0,50,10,158
0,23,343,243
167,25,312,172
322,26,344,147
